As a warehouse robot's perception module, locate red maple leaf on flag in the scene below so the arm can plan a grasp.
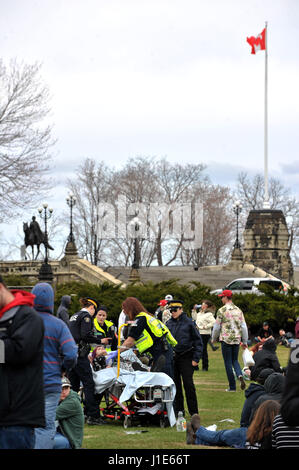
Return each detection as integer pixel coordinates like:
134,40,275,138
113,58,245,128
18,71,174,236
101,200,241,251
246,28,266,54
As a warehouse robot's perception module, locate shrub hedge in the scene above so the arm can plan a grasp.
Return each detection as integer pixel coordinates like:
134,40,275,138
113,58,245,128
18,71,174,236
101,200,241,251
4,276,299,335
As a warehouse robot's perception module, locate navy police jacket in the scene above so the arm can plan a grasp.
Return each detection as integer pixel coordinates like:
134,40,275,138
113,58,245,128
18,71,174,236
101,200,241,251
166,312,203,363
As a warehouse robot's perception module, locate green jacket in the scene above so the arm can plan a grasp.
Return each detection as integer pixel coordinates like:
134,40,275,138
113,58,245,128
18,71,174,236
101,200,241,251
56,389,84,449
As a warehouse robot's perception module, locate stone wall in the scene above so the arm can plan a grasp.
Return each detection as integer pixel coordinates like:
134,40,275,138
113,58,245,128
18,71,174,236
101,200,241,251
243,209,293,283
0,257,125,288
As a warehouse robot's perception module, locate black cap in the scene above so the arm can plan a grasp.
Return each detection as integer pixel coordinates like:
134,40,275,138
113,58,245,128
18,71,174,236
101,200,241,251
86,297,99,309
263,321,269,326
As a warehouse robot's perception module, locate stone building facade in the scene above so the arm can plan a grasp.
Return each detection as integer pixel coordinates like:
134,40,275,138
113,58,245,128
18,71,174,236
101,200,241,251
242,209,293,283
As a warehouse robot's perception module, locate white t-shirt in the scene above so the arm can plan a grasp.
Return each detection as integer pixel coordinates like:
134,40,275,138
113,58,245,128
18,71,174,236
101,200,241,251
118,310,127,341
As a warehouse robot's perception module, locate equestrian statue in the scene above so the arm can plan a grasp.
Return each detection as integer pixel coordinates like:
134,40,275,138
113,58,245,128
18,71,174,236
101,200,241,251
23,216,54,260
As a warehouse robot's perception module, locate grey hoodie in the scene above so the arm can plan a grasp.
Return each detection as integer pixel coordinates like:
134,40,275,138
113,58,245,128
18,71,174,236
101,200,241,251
57,295,71,328
250,372,285,421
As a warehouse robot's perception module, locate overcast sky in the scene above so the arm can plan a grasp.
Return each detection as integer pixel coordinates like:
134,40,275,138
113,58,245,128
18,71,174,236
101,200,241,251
1,0,298,259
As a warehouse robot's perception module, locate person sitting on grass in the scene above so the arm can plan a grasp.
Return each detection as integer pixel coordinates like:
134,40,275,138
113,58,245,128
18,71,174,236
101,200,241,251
278,329,294,348
254,321,274,343
249,338,282,381
54,377,84,449
240,368,275,428
186,399,280,449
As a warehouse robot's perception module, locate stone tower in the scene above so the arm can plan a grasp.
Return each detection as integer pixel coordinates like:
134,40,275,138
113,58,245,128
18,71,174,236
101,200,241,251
243,209,293,283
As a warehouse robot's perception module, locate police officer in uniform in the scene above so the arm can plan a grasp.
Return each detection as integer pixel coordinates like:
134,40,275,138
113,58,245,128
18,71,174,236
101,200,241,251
120,296,177,378
68,297,106,425
92,305,117,352
166,300,203,417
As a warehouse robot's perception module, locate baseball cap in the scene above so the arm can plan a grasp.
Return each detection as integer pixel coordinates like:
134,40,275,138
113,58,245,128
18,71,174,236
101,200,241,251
61,377,71,388
165,294,173,301
218,289,233,298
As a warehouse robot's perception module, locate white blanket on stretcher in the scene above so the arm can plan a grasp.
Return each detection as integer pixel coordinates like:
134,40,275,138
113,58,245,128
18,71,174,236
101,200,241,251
92,362,176,427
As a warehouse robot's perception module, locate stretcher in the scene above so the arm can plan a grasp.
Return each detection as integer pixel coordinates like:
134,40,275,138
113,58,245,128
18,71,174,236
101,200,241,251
91,348,176,428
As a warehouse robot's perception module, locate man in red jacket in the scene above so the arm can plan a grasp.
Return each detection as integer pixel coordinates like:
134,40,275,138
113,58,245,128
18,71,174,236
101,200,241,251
0,275,45,449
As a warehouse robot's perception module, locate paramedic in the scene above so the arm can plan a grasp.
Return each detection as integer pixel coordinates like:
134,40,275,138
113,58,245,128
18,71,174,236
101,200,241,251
120,297,177,378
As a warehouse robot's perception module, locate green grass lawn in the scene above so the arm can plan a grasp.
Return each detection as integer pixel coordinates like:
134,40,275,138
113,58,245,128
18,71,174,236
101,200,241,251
82,345,290,449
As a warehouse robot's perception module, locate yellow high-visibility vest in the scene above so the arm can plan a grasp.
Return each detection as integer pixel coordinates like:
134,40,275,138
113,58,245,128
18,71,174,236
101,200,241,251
92,318,115,352
134,312,177,353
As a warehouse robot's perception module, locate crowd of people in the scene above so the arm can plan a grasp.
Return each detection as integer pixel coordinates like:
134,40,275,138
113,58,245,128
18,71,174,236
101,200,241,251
1,274,299,450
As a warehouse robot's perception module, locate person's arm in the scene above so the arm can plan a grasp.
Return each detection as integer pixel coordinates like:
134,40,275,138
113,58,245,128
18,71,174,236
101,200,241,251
191,308,197,322
2,308,44,365
241,322,248,345
59,309,71,327
59,322,78,370
191,323,203,364
205,312,216,330
271,355,282,373
56,397,80,420
80,314,102,345
120,336,136,352
211,313,221,342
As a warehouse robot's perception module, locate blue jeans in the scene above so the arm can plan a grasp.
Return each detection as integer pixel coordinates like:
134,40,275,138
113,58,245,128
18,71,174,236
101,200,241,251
221,342,242,391
195,426,247,448
34,391,61,449
53,432,71,449
0,426,35,449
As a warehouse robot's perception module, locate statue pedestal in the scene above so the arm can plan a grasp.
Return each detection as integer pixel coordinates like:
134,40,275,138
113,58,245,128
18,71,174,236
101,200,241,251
225,247,243,270
65,240,78,258
243,209,293,282
38,262,54,283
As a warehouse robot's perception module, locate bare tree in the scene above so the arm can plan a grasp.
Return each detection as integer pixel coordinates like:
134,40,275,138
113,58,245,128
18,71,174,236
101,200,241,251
67,159,114,266
110,156,160,267
67,156,235,269
181,184,234,266
153,158,208,266
0,59,55,220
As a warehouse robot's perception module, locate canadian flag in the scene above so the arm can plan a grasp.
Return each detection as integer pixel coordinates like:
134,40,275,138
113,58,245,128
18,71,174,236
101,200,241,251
246,28,266,54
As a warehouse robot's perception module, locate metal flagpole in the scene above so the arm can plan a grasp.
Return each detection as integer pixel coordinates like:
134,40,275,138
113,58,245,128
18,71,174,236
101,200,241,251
263,21,270,209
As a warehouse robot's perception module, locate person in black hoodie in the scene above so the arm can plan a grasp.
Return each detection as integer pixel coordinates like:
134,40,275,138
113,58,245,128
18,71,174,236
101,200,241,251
57,295,72,328
280,340,299,425
0,275,45,449
249,372,285,422
240,368,275,428
166,300,203,417
271,341,299,448
249,338,282,381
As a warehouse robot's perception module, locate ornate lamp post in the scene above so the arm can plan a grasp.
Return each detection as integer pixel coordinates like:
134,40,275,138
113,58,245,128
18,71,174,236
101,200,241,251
66,194,76,243
233,200,243,249
38,203,54,282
